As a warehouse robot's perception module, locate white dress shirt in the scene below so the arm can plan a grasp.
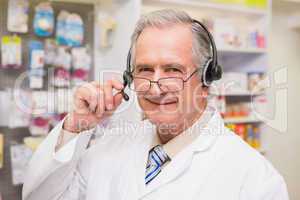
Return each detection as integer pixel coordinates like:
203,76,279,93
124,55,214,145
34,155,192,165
22,107,289,200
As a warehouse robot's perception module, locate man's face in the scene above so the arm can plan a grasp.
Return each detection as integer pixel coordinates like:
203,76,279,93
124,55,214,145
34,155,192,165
133,24,207,128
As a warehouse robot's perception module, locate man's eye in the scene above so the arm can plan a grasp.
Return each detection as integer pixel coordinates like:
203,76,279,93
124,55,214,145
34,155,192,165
166,68,182,73
138,67,153,72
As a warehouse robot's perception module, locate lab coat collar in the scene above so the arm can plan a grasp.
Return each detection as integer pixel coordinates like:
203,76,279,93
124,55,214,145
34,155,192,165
165,106,222,154
139,107,224,198
189,106,224,153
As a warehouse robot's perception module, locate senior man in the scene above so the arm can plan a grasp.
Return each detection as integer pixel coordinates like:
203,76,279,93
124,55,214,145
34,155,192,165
23,9,289,200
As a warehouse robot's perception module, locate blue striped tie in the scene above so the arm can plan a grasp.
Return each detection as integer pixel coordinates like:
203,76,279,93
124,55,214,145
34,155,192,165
145,145,171,185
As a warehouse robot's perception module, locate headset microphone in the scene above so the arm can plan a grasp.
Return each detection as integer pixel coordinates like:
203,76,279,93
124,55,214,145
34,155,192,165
120,89,130,101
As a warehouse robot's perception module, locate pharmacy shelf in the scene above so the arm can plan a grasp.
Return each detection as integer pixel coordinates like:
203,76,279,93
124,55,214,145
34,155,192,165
224,116,262,124
143,0,268,16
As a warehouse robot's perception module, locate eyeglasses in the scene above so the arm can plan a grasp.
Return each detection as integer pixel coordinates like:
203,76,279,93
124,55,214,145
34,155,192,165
129,68,201,93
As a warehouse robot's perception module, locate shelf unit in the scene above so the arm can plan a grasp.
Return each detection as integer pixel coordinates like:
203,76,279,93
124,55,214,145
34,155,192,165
0,1,96,200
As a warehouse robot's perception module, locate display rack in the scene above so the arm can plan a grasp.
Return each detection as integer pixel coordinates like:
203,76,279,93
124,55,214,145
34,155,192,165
0,1,95,200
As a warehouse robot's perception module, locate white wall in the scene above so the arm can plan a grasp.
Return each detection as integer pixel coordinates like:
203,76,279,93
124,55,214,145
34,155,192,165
94,0,140,73
94,0,143,122
265,1,300,199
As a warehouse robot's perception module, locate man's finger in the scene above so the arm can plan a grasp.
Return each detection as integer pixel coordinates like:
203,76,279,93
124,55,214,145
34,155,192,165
95,88,105,117
103,84,114,110
73,97,90,114
109,79,124,91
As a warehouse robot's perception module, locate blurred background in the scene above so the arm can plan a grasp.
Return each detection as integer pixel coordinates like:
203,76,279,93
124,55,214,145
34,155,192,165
0,0,299,199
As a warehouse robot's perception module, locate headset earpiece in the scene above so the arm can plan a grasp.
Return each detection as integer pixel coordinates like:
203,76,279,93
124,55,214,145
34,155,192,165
119,48,134,101
213,65,222,81
123,70,133,87
120,70,131,101
192,19,222,87
202,58,222,87
202,58,213,87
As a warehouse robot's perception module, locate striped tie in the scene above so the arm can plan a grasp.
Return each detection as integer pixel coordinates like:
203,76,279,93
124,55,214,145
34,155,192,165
145,145,171,185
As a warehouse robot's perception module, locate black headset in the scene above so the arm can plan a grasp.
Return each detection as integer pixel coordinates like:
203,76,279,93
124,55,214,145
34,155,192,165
121,19,222,101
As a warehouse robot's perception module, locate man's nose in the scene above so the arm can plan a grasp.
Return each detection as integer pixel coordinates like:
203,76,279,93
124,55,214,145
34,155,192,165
148,71,164,95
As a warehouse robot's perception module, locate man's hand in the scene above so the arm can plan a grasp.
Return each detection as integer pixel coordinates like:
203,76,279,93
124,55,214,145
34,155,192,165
63,80,124,133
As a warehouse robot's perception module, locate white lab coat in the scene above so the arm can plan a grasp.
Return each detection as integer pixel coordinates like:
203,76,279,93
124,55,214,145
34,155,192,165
23,109,289,200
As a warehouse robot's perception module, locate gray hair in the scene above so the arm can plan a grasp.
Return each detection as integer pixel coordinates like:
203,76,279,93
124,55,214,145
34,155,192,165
130,9,211,75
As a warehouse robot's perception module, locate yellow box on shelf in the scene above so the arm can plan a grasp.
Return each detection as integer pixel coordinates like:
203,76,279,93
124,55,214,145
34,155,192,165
245,0,268,9
0,134,3,169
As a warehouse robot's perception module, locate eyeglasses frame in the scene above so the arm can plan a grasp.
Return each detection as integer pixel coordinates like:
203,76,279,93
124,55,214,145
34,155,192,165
129,67,201,93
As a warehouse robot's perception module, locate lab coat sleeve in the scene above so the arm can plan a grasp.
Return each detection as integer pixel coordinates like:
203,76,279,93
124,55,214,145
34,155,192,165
240,159,289,200
22,118,96,200
256,173,289,200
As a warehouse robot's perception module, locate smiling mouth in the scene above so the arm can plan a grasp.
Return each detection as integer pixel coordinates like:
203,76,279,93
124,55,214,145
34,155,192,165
146,99,178,105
